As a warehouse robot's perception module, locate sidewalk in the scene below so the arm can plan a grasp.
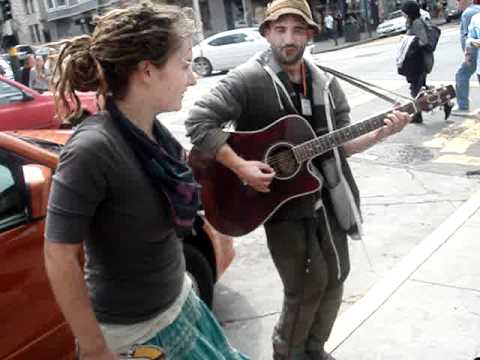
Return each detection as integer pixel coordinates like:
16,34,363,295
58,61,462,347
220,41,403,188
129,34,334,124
325,189,480,359
311,17,450,55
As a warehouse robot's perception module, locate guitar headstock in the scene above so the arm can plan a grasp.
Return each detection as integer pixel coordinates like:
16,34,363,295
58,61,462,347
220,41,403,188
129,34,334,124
415,85,456,112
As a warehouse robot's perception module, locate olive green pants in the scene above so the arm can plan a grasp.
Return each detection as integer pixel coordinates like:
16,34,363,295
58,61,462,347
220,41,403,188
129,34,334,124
265,214,348,360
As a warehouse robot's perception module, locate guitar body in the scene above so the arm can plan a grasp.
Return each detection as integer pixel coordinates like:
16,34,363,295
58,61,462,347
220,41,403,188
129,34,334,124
189,115,322,236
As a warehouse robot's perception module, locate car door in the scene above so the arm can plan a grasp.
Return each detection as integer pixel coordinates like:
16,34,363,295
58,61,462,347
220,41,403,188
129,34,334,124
0,79,56,130
0,152,74,359
203,32,263,70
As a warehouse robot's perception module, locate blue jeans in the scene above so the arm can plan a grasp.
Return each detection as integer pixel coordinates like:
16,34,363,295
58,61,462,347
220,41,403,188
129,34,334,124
455,51,477,109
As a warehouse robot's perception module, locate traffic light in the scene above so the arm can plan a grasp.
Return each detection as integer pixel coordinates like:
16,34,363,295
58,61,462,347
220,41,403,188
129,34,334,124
0,0,13,21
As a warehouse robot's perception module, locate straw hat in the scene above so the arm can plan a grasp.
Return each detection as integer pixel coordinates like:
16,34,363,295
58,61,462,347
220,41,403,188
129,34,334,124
259,0,321,36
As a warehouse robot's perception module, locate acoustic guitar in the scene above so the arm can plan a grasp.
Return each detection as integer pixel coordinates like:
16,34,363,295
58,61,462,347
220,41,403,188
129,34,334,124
189,85,455,236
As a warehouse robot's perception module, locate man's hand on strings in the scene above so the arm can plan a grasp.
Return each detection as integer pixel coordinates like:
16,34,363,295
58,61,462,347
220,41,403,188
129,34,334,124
375,110,411,142
235,161,275,193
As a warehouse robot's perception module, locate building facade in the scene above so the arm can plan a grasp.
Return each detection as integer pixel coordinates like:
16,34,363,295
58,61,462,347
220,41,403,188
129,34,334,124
8,0,47,44
5,0,441,47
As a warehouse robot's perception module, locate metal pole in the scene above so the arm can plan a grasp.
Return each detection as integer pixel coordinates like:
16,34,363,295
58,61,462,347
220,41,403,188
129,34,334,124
363,0,372,37
242,0,252,26
192,0,204,40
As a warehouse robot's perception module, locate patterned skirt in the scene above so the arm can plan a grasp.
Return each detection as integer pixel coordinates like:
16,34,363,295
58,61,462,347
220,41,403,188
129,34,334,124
143,291,249,360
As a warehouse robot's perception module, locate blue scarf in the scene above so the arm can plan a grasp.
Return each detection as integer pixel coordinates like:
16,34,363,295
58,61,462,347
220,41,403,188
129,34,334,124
107,97,200,237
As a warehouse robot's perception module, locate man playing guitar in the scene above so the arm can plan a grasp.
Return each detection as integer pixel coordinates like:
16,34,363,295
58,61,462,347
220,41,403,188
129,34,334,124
186,0,411,359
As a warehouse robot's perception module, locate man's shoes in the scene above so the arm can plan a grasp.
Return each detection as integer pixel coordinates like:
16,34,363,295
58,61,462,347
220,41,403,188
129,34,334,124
306,350,336,360
410,113,423,123
322,352,336,360
451,105,471,116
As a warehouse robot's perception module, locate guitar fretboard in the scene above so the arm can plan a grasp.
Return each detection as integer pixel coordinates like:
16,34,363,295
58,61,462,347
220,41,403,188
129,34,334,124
293,102,417,163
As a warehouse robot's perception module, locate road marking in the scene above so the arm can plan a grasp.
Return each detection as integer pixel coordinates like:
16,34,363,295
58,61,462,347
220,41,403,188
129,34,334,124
423,118,480,165
434,154,480,166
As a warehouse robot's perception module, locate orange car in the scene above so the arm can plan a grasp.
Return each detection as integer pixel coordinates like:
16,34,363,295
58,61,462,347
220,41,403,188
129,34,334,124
0,130,234,360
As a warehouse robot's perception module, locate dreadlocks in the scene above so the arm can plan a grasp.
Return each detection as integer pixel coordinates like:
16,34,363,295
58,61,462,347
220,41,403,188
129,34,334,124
51,2,194,121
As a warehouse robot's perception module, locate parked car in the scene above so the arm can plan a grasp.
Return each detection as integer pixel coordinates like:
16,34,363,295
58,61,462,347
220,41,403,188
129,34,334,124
0,58,14,80
376,9,431,36
0,76,97,130
14,44,35,62
193,27,269,77
445,5,462,22
0,129,235,359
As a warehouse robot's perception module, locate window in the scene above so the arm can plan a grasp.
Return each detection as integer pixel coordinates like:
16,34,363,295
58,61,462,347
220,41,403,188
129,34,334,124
208,33,248,46
0,164,24,225
0,80,24,105
29,25,41,43
23,0,30,14
29,0,35,13
45,0,54,9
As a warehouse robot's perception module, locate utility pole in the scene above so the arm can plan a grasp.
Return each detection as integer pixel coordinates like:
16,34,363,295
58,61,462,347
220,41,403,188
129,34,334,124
192,0,204,41
363,0,372,37
0,0,20,80
242,0,253,26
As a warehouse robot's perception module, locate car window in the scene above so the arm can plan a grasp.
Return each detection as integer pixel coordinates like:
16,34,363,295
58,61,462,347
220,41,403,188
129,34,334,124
0,164,25,225
16,46,33,53
0,81,24,105
387,11,403,20
209,33,248,46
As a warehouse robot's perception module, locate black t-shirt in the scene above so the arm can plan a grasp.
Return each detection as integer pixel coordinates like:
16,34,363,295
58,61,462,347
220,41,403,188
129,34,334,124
45,112,185,324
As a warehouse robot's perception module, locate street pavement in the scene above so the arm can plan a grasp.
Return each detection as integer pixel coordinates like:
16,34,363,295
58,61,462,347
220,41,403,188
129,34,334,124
327,188,480,360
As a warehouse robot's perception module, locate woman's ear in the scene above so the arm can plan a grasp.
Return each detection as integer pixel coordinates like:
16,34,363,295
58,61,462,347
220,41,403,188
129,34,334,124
137,60,153,82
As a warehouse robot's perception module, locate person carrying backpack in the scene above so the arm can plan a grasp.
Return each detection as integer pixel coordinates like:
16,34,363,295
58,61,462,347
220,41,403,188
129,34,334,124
399,0,434,123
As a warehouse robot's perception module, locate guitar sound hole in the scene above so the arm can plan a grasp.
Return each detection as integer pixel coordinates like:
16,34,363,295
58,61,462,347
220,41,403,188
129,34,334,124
266,143,300,180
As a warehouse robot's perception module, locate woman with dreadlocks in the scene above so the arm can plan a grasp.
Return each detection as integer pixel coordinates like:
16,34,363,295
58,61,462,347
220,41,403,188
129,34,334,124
43,3,248,360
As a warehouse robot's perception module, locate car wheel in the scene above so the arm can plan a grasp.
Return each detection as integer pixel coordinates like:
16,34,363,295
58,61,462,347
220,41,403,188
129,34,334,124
183,243,214,308
193,57,213,77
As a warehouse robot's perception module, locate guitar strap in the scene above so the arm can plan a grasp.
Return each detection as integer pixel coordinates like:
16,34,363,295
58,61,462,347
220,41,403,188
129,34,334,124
314,63,413,105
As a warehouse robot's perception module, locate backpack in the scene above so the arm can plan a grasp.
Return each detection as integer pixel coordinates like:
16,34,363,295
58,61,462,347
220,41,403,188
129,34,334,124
396,35,422,76
423,21,441,52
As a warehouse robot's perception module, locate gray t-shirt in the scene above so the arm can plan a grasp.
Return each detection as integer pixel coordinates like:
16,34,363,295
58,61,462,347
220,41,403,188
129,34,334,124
45,113,185,324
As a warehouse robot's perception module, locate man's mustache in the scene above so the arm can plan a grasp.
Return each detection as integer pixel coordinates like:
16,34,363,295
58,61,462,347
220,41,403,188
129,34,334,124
281,45,299,51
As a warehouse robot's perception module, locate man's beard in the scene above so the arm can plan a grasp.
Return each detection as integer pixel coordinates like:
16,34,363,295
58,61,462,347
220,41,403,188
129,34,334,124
271,44,306,65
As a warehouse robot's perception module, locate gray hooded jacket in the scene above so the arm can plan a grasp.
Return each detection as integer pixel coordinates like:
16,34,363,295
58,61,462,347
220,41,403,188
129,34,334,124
186,50,362,237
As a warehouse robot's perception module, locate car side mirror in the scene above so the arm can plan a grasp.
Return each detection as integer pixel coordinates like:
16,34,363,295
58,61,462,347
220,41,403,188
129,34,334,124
22,91,34,102
23,164,52,219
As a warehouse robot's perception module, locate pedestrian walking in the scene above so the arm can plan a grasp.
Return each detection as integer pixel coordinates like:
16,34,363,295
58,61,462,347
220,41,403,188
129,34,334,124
399,0,434,123
324,11,338,45
20,54,35,87
43,3,248,360
29,55,50,93
185,0,411,359
453,0,480,115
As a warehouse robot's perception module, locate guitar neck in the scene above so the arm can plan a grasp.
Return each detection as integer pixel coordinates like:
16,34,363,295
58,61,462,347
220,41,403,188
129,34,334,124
294,102,417,162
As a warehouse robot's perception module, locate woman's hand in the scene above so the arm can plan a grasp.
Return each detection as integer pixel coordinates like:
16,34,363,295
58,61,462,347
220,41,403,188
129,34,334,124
80,347,119,360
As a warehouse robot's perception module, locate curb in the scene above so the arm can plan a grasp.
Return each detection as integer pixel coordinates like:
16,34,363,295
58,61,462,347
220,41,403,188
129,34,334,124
311,19,450,55
311,36,381,54
325,188,480,353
